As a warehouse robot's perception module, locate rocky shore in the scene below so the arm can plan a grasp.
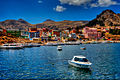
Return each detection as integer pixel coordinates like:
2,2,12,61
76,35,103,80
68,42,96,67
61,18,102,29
0,36,41,45
1,35,120,46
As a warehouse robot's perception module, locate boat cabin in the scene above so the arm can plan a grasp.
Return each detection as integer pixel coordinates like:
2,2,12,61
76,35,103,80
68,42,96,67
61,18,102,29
72,56,89,62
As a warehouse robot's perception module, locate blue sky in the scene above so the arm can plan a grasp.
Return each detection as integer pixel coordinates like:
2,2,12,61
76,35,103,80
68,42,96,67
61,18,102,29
0,0,120,24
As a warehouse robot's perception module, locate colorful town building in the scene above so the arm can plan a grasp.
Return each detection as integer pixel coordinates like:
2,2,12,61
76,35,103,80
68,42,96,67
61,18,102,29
29,28,40,41
21,29,29,38
6,29,21,37
83,27,102,40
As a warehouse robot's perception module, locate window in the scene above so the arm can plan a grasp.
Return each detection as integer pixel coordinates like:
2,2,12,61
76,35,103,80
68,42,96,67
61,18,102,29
74,57,79,61
74,57,88,62
83,58,88,62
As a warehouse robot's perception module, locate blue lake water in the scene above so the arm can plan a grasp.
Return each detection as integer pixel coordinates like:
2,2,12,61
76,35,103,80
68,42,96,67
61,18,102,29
0,43,120,79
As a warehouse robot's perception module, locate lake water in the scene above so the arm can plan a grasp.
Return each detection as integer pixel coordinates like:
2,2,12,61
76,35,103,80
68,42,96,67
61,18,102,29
0,43,120,79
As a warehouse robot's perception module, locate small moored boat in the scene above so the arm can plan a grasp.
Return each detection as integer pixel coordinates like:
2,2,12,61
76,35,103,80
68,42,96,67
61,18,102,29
80,47,86,50
0,43,23,49
57,46,62,51
68,55,92,68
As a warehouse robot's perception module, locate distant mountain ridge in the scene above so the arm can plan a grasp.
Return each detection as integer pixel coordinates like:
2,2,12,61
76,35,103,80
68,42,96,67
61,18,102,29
0,19,88,30
35,20,88,30
0,9,120,30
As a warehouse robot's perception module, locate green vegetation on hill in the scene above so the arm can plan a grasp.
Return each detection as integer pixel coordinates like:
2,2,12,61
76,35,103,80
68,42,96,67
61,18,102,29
109,29,120,35
7,31,21,37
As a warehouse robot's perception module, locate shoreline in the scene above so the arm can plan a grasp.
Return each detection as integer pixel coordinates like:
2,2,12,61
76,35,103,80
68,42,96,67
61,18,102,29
0,40,120,49
42,40,120,46
1,40,120,46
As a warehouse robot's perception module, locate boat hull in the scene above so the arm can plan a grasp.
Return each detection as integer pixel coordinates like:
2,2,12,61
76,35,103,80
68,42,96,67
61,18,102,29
45,43,58,46
68,60,91,69
24,43,41,47
57,48,62,51
80,47,86,50
0,46,23,49
32,44,41,47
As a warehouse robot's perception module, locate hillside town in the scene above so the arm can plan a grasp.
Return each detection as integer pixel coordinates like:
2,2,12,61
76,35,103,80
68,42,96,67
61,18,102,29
0,25,120,45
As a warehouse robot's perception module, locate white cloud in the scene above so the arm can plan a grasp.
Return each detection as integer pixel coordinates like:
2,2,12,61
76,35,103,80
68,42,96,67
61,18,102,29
54,5,66,12
59,0,92,6
38,0,42,3
59,0,119,8
91,0,119,7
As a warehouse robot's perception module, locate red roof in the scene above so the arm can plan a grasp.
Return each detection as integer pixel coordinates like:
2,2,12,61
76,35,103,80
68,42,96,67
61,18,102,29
29,31,37,32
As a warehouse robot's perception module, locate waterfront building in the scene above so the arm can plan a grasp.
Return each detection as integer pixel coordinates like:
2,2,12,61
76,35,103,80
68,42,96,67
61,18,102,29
39,28,49,41
61,30,69,41
70,29,76,34
70,29,77,39
48,29,52,37
29,28,40,41
83,27,102,40
6,29,21,37
52,30,60,37
69,33,77,39
50,30,60,41
21,29,29,38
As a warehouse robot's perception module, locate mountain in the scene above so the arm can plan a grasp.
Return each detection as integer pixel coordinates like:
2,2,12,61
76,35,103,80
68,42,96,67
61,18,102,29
44,19,55,22
0,19,88,30
86,9,120,26
35,20,88,30
0,19,33,30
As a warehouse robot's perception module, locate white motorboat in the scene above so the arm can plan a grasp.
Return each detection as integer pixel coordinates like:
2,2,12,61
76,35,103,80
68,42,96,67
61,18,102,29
0,43,23,49
68,55,92,68
57,46,62,51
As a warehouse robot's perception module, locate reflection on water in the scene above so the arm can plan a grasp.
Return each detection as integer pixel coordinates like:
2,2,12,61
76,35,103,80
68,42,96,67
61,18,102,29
0,44,120,79
68,65,92,79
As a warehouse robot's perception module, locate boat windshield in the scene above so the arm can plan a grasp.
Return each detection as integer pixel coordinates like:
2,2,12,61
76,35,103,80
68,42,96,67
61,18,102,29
58,46,62,48
74,57,88,62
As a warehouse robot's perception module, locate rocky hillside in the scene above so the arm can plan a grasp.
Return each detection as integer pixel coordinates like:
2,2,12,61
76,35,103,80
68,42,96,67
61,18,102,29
35,19,88,30
86,10,120,26
0,19,33,30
